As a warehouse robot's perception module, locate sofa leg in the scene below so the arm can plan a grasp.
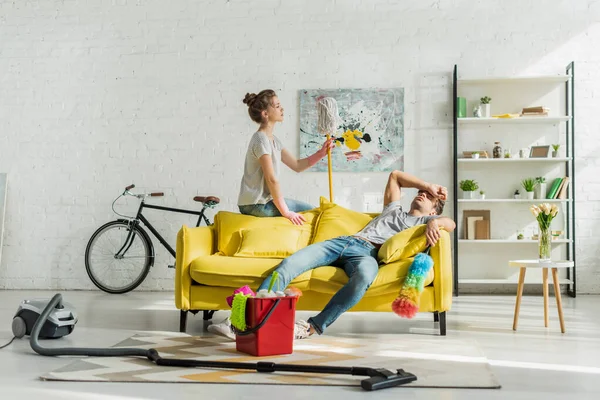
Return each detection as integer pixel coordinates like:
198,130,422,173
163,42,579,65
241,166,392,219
433,311,439,322
180,310,188,333
203,310,216,321
439,312,447,336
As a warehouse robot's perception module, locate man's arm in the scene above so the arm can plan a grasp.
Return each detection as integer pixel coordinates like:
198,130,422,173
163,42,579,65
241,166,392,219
384,170,446,207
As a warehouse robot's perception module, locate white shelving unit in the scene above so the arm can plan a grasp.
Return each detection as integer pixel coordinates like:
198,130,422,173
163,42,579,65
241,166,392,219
452,64,576,295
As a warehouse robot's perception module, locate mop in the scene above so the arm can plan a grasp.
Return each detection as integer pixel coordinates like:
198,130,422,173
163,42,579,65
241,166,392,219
26,293,417,391
317,97,342,202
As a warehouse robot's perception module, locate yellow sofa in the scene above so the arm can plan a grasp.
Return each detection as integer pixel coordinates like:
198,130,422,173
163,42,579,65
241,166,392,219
175,198,453,335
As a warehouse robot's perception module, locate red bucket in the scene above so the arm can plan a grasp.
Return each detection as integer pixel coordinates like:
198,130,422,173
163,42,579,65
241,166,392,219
235,296,298,357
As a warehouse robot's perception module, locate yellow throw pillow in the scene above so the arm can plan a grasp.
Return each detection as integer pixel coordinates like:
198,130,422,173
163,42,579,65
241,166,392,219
311,197,374,243
215,209,319,256
377,224,428,264
233,227,303,258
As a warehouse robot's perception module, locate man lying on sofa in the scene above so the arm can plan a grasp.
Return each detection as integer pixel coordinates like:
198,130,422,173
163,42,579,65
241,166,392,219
208,170,456,339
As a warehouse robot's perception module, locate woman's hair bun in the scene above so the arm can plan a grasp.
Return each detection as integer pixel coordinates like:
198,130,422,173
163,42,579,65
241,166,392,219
243,93,257,105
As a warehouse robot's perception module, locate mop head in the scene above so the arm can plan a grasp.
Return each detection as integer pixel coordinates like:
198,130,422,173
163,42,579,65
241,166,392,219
230,293,252,331
392,252,434,318
317,97,342,135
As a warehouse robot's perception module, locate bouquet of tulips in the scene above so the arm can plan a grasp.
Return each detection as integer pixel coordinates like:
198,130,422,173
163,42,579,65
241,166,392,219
530,203,559,230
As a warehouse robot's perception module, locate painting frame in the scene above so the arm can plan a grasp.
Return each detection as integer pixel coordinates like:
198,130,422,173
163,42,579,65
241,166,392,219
299,88,404,172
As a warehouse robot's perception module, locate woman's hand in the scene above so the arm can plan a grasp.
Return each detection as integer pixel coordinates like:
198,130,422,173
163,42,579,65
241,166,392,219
283,211,307,226
317,138,335,157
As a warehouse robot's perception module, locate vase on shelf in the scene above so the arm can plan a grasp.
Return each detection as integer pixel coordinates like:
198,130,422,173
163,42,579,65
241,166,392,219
481,103,491,118
526,191,534,200
493,142,502,159
535,183,547,199
463,191,475,199
538,226,552,261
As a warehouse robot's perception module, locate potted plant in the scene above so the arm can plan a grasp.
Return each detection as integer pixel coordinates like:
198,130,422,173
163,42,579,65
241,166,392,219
535,176,547,199
514,189,521,199
472,151,480,160
459,179,479,199
479,190,485,200
480,96,492,118
552,144,560,157
517,232,524,240
521,178,536,200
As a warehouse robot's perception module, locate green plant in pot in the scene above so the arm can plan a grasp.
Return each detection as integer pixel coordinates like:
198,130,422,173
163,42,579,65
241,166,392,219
521,178,536,200
480,96,492,117
479,190,485,200
552,144,560,157
459,179,479,199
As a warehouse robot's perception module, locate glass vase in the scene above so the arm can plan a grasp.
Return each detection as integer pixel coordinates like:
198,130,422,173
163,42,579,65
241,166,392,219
538,226,552,261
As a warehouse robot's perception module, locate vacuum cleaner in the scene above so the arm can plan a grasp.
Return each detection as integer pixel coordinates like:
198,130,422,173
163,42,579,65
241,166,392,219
19,293,417,391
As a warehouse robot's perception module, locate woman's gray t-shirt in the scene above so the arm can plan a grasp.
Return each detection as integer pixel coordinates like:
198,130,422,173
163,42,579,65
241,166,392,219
238,131,283,206
354,201,439,245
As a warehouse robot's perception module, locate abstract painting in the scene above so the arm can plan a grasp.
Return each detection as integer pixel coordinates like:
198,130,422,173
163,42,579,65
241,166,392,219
299,88,404,172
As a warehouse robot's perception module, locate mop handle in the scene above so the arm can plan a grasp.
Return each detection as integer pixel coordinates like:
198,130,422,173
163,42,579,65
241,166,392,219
326,134,333,202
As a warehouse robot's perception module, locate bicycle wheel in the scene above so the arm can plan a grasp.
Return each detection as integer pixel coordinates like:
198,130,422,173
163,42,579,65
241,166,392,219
85,220,154,294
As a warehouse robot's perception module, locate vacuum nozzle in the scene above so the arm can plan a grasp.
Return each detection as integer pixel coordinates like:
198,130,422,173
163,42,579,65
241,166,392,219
360,369,417,391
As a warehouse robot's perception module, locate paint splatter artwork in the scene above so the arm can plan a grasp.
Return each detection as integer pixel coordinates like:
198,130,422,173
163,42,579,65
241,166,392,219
299,88,404,172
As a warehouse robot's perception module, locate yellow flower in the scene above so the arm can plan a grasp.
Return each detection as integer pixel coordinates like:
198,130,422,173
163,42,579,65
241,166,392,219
530,205,540,217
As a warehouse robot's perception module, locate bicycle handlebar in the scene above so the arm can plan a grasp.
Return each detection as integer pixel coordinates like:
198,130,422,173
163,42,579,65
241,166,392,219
125,184,135,191
150,192,164,197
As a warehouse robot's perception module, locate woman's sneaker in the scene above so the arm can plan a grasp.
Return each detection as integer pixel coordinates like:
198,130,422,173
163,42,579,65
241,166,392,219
207,317,235,340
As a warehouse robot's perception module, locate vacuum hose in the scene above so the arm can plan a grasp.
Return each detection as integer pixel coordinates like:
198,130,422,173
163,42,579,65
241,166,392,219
30,293,149,358
31,293,417,391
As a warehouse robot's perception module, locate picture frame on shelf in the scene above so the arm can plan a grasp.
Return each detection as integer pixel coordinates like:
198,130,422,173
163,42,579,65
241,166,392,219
463,209,491,240
529,145,551,158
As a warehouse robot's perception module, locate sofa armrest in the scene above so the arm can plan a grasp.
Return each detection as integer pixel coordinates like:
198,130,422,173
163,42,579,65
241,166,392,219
429,230,453,311
175,225,214,310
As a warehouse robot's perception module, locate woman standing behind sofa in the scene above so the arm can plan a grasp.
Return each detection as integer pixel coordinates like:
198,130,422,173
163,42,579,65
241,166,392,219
238,89,334,225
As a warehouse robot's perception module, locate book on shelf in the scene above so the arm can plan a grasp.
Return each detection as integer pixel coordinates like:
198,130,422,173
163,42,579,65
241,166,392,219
546,177,570,199
522,106,550,113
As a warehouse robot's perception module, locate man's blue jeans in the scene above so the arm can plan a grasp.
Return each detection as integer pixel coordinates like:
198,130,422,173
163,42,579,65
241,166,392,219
257,236,379,335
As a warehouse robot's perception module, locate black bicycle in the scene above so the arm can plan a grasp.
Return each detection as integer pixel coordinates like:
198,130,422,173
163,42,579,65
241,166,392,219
84,184,220,294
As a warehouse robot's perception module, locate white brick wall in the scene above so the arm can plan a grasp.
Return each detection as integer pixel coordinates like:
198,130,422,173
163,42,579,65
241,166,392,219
0,0,598,293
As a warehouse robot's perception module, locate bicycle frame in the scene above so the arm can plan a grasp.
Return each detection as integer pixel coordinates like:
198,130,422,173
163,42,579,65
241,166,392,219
117,200,211,259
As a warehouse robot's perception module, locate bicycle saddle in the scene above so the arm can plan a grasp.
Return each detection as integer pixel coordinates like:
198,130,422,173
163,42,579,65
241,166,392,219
193,196,220,205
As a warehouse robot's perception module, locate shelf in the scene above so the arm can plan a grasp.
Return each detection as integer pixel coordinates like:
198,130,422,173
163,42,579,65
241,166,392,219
458,116,571,124
458,278,573,285
458,199,569,203
458,158,570,163
458,75,571,84
459,239,571,244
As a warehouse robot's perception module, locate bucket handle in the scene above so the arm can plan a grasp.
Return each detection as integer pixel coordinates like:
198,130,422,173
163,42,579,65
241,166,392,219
232,299,281,336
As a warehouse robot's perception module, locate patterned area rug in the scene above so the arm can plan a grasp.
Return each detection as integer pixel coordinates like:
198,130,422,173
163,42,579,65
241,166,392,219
42,332,500,389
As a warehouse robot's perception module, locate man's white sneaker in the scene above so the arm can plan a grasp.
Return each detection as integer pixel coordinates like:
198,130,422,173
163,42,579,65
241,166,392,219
207,318,235,340
294,320,313,339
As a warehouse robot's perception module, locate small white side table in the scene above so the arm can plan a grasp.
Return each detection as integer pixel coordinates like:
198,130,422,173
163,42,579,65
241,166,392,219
509,259,574,333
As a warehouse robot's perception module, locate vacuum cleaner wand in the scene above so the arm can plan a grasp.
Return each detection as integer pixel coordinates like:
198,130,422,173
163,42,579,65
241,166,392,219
30,294,416,391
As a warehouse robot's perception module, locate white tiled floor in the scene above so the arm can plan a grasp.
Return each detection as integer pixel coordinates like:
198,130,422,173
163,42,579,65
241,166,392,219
1,290,599,399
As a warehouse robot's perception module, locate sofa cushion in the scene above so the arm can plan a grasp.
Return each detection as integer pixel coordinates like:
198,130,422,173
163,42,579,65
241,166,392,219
233,226,305,258
189,255,312,290
214,209,319,256
311,197,373,243
308,258,434,297
377,224,428,264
